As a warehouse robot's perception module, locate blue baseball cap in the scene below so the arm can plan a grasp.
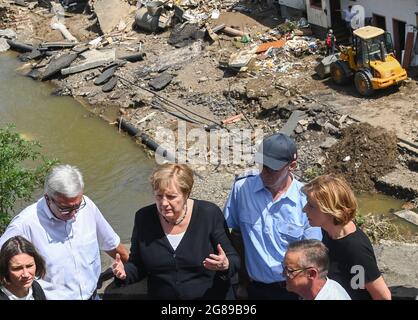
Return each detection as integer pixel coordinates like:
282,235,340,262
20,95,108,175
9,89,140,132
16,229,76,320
255,133,297,170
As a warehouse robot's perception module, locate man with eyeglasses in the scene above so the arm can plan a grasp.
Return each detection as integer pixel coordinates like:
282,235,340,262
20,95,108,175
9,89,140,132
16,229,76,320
283,240,351,300
0,164,129,300
224,133,322,300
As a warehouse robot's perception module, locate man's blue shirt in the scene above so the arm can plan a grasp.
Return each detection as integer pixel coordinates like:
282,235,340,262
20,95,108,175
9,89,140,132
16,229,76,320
224,173,322,283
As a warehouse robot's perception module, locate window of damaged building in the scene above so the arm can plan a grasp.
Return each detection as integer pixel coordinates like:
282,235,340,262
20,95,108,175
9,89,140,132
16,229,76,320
310,0,322,9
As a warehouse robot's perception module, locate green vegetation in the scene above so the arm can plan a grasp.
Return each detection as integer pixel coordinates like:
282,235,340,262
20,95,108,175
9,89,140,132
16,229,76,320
0,124,57,234
358,213,418,244
303,166,323,181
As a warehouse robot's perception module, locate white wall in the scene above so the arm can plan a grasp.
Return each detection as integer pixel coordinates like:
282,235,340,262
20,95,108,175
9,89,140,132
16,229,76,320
279,0,306,10
306,0,329,28
340,0,418,36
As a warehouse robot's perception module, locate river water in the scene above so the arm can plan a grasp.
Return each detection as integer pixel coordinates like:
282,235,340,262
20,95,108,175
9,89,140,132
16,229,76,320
0,52,155,243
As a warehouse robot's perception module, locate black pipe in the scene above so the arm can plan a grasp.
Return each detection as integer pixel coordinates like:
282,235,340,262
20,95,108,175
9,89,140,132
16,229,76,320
139,132,175,162
118,53,145,62
6,40,34,52
117,117,139,136
117,118,175,161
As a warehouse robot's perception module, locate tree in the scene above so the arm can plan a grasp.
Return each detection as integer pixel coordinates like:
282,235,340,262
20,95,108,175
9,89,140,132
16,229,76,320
0,124,57,234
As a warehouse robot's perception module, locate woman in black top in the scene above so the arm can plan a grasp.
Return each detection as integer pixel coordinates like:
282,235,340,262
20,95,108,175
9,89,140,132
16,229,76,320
112,163,240,299
0,236,47,300
302,174,391,300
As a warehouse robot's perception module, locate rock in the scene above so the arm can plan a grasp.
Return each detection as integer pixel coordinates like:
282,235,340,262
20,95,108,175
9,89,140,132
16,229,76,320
225,82,246,100
0,28,16,39
393,210,418,226
168,23,203,46
94,66,118,85
26,69,41,80
294,124,304,134
320,137,338,149
0,38,10,52
376,166,418,200
149,72,173,91
94,0,133,34
374,240,418,288
102,76,118,92
245,78,275,99
314,116,327,127
324,122,340,135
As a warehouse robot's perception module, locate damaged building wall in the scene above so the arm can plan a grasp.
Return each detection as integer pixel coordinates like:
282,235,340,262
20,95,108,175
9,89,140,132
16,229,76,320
278,0,306,18
305,0,329,36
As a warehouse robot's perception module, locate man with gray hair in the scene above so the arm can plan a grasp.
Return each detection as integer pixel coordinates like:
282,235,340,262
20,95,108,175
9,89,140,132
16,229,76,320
0,164,129,300
283,240,351,300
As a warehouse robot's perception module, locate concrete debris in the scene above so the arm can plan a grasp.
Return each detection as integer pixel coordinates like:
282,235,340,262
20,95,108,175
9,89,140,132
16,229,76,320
41,52,79,80
61,49,116,75
0,37,10,52
136,41,202,75
229,48,256,69
135,7,160,32
320,137,338,149
279,110,306,136
102,76,118,92
393,210,418,227
94,0,133,34
0,28,16,39
168,22,204,47
149,71,173,91
94,65,118,85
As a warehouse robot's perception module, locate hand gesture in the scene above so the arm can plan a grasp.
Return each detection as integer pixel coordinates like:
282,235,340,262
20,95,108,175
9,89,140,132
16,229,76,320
203,244,230,271
112,253,126,280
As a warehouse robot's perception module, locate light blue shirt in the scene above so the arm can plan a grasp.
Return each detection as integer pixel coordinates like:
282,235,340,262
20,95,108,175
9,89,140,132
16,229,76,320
224,172,322,283
0,196,120,300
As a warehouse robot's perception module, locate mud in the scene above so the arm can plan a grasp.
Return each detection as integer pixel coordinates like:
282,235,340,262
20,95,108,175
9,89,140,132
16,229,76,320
326,123,398,192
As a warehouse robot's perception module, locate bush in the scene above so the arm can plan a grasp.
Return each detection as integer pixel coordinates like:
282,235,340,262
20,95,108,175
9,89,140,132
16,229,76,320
0,124,57,234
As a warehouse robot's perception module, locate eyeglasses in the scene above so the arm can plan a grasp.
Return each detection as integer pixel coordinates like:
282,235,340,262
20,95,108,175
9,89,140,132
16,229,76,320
46,195,86,215
282,266,313,279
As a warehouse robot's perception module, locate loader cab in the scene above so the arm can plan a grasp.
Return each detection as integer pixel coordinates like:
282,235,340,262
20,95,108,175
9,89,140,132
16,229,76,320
353,26,394,68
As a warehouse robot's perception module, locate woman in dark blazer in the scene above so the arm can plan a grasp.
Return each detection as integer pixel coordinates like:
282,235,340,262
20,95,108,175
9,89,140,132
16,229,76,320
112,163,240,299
0,236,46,300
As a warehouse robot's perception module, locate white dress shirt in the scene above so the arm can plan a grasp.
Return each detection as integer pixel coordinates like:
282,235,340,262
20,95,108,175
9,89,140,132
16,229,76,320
0,196,120,300
315,278,352,300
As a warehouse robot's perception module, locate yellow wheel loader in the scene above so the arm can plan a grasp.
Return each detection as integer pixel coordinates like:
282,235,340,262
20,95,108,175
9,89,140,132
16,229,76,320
330,26,407,96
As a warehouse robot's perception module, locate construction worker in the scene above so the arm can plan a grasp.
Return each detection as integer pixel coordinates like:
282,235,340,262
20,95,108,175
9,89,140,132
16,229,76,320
325,29,336,56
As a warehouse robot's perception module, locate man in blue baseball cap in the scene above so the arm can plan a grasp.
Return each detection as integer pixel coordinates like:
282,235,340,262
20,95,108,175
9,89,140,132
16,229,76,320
224,133,322,300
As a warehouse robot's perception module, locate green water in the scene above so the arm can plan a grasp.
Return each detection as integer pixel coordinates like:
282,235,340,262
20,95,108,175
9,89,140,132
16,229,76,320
357,192,418,236
0,52,155,242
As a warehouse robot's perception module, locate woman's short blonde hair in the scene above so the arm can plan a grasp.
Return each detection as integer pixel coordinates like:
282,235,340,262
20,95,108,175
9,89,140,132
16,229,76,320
302,174,357,225
150,164,194,196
